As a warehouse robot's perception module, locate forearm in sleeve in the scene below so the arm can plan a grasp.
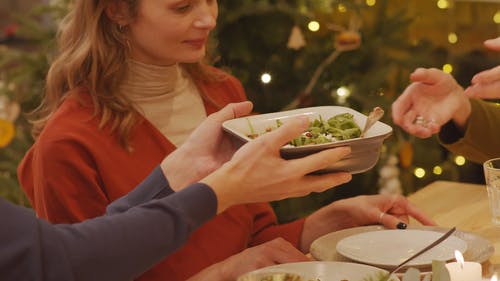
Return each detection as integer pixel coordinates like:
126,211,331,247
439,99,500,163
106,165,174,215
0,183,217,281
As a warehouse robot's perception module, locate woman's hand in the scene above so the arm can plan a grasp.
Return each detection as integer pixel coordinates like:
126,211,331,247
299,194,436,252
392,68,471,138
161,101,253,191
465,37,500,99
187,238,309,281
201,116,352,213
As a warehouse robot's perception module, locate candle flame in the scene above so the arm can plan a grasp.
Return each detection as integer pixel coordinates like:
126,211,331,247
491,273,498,281
454,250,465,268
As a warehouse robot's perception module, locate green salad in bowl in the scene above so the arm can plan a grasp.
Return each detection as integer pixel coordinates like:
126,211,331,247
223,106,392,174
246,113,362,147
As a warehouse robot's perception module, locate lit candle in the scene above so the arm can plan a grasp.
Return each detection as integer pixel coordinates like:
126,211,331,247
445,250,482,281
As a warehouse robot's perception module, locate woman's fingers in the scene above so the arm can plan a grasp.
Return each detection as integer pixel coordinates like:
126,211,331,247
391,91,413,126
267,238,310,262
304,172,352,193
288,146,352,176
470,65,500,85
484,37,500,51
465,80,500,99
208,101,253,123
278,172,352,199
410,68,447,85
379,212,408,229
466,37,500,99
256,116,310,151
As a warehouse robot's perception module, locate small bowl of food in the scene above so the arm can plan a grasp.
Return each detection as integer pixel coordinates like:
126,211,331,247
236,261,400,281
222,106,392,174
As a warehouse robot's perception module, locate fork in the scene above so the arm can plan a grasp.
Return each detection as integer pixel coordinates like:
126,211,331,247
383,227,457,281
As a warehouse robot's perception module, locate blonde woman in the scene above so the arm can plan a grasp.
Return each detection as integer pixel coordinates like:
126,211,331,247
19,1,434,280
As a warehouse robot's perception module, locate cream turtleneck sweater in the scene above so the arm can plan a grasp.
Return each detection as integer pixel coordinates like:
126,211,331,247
120,59,206,147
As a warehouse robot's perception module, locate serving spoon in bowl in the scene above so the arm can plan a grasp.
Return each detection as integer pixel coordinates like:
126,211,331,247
360,107,385,138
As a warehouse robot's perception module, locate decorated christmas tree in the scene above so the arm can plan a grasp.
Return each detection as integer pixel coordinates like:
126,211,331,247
0,1,71,205
0,0,497,220
214,0,465,221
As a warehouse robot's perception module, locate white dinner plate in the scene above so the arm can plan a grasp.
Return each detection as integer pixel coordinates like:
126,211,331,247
222,106,393,174
335,229,467,269
310,225,494,273
237,261,399,281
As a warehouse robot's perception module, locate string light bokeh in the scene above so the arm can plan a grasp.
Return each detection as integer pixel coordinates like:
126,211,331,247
254,0,499,184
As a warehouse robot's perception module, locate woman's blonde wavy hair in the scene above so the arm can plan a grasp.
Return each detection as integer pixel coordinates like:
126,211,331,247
33,0,219,147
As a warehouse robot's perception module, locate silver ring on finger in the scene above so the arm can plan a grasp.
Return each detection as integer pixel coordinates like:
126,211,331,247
378,212,385,224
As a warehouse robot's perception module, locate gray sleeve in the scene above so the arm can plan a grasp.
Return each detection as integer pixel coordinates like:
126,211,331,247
106,166,174,215
0,182,217,281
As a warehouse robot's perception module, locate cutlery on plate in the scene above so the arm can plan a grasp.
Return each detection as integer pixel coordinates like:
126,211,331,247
382,227,457,280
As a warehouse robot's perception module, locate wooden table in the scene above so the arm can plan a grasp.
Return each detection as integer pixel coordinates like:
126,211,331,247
408,180,500,276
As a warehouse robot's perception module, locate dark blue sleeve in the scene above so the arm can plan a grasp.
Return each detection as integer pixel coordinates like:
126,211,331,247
106,166,174,215
0,182,217,281
0,199,73,281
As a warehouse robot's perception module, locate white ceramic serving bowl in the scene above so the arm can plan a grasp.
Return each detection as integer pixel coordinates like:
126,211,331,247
222,106,393,174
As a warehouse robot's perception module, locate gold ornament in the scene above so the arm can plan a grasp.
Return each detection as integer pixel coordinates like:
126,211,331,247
0,94,20,148
399,140,414,169
0,119,15,148
334,30,361,51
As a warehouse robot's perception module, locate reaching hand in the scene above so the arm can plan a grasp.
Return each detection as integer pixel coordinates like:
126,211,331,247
299,194,436,252
187,238,309,281
201,116,353,213
391,68,471,138
484,36,500,51
161,101,253,190
465,37,500,99
329,194,435,228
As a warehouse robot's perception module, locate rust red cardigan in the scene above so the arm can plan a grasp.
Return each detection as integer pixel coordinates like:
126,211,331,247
18,70,305,281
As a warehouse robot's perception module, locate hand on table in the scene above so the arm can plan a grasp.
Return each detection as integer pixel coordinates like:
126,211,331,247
299,194,436,252
465,37,500,99
187,238,309,281
391,68,471,138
